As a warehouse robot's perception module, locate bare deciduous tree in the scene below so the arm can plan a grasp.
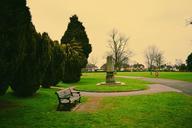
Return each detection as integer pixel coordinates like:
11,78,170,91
145,46,156,74
144,45,164,76
108,29,132,71
154,51,164,70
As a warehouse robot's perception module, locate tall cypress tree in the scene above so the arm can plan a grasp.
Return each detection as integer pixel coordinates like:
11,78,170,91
0,0,51,97
61,15,92,58
10,24,41,96
42,41,65,88
10,26,54,96
61,15,91,83
37,32,53,83
0,0,30,95
62,41,87,83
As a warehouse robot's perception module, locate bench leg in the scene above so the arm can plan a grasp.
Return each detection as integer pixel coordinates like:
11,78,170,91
57,103,73,111
56,101,80,111
57,104,61,111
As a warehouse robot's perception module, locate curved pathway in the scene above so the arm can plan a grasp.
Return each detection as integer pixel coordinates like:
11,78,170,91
118,76,192,95
73,84,181,112
52,76,191,97
52,84,181,97
52,76,191,112
79,84,181,97
52,77,191,112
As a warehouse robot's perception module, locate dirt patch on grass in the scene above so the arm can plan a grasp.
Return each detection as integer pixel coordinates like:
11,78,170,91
75,97,103,112
0,100,19,110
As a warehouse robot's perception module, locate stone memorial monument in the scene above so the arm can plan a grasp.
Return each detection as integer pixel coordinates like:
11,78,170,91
97,55,124,86
106,56,115,83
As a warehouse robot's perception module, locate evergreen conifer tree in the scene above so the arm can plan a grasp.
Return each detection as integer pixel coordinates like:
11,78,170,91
0,0,31,95
1,0,52,96
42,41,65,88
62,41,87,83
60,15,91,82
61,15,92,58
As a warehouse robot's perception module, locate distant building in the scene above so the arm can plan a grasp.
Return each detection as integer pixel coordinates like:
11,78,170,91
160,64,179,71
83,63,98,72
120,63,145,71
120,64,130,71
100,63,146,72
100,63,106,71
132,63,145,71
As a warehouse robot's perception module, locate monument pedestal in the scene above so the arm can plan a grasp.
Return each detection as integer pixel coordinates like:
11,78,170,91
97,55,125,86
106,72,115,83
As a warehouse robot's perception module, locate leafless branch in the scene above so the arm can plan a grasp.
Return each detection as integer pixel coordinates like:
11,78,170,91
108,29,130,71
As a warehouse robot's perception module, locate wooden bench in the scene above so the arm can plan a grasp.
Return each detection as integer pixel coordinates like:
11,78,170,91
55,88,81,111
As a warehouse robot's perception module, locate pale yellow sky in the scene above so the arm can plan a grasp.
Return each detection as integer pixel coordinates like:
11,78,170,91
27,0,192,67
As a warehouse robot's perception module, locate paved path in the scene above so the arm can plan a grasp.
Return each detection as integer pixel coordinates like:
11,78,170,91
79,84,181,97
118,76,192,95
74,84,181,112
52,77,189,112
52,75,192,97
52,81,182,97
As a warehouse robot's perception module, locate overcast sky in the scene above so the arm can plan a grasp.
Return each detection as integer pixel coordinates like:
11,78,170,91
27,0,192,67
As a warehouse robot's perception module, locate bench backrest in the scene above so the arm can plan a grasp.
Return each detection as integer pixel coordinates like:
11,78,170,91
55,89,72,101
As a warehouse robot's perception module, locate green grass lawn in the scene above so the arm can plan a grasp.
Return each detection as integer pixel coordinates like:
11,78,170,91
57,72,150,92
117,72,192,82
0,88,192,128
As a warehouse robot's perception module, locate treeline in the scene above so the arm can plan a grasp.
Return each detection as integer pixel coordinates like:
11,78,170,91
0,0,91,97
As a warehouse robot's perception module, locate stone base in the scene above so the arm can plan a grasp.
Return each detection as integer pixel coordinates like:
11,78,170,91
96,81,125,86
106,72,115,83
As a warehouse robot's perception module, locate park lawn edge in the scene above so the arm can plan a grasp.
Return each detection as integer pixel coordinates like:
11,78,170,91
74,85,149,92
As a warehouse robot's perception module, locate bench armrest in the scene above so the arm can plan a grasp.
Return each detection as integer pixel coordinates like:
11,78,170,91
71,91,81,96
72,91,80,94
